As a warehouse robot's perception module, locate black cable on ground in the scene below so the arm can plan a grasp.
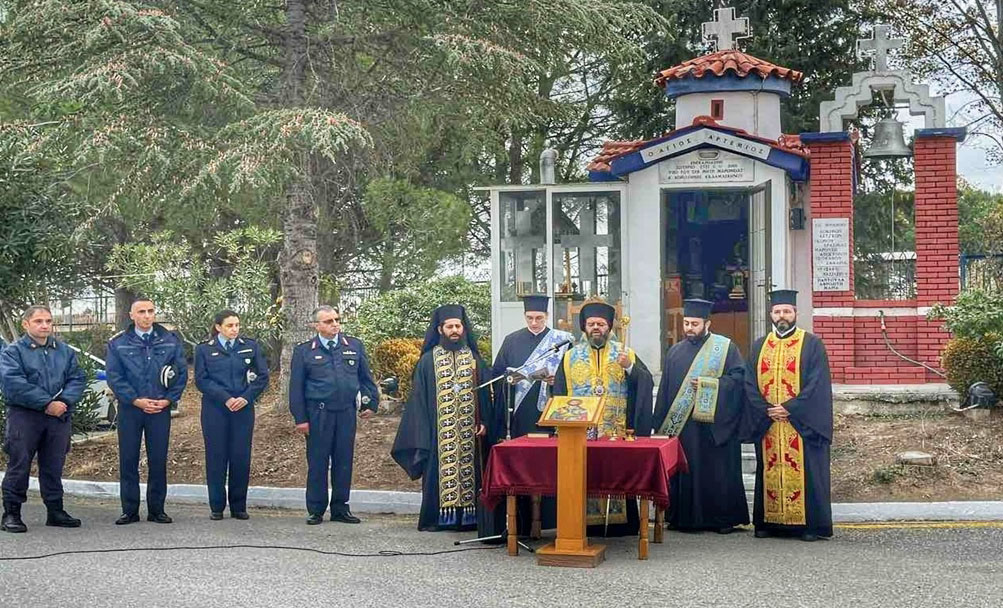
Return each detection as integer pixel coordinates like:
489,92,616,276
0,543,504,563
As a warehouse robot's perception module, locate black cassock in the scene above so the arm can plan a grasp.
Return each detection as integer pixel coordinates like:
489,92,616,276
743,331,833,538
391,348,505,536
491,327,559,533
652,335,749,531
551,348,654,537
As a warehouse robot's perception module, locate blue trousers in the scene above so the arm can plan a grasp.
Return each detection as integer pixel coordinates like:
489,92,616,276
117,405,171,515
305,405,356,516
201,404,254,513
2,407,72,506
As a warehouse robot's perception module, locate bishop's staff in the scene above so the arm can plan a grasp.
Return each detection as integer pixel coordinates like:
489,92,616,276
604,310,632,536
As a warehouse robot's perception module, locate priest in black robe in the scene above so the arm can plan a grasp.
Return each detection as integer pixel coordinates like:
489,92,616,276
743,290,833,542
390,305,504,535
490,294,573,534
653,298,749,534
552,299,654,537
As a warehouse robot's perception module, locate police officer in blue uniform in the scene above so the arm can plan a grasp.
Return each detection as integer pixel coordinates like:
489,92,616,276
0,305,86,533
194,309,269,520
289,305,378,525
106,297,188,525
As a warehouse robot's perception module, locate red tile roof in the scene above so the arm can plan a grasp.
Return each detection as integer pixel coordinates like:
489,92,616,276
654,50,803,88
587,116,808,173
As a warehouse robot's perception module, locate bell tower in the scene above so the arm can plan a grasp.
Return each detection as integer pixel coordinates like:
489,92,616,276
805,24,966,385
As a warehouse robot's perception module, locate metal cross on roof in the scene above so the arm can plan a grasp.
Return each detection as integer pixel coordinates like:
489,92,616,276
857,24,904,72
701,7,751,52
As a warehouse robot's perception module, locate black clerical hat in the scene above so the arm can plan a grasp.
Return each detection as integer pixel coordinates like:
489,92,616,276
579,301,615,331
769,289,798,308
420,304,481,357
433,304,464,322
521,294,549,313
682,298,713,319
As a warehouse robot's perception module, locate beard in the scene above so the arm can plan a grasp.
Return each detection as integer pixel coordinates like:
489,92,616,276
439,330,465,350
588,330,608,348
774,318,795,333
685,330,705,344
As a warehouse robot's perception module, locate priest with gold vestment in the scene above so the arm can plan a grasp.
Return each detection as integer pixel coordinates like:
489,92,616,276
744,290,833,542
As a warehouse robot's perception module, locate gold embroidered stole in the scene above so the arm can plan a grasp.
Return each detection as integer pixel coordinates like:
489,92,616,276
756,329,807,526
433,345,477,517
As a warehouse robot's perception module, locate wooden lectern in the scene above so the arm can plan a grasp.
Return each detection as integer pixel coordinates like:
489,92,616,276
535,395,606,568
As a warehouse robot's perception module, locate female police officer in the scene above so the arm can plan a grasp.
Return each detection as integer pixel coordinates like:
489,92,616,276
194,310,269,520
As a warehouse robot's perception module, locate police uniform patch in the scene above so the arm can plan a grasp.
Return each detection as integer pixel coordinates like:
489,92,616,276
244,358,251,364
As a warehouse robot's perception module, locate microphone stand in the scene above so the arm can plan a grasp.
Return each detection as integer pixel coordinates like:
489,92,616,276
454,341,570,550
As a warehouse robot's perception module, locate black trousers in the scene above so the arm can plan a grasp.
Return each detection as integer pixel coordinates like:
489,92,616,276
305,405,356,516
117,405,172,515
2,406,72,506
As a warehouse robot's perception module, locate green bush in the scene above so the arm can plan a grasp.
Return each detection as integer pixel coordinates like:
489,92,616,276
940,336,1003,403
352,276,491,345
371,338,423,400
928,289,1003,342
60,326,115,360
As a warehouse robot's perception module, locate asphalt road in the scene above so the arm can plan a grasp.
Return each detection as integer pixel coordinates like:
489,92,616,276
1,498,1001,608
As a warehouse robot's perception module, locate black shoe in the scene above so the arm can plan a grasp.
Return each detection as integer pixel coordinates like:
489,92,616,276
801,533,819,542
231,512,249,520
147,513,173,524
754,529,771,538
306,514,324,525
1,511,27,533
716,526,736,535
331,510,361,524
46,509,82,528
210,512,224,521
115,513,140,525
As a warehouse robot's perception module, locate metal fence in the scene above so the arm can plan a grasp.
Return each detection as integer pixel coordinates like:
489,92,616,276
961,254,1003,292
854,252,917,300
50,287,117,332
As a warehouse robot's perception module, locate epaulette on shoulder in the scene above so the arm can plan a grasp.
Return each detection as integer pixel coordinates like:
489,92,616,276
110,329,126,340
296,339,312,347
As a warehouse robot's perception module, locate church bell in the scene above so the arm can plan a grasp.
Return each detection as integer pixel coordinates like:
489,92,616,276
864,117,912,159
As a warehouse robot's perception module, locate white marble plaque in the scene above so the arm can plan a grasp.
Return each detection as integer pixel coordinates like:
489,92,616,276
812,218,850,291
659,151,755,184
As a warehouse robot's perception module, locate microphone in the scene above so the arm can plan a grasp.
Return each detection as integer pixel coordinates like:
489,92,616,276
550,339,573,352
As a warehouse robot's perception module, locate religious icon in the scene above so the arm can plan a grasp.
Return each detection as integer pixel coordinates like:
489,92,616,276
538,395,606,427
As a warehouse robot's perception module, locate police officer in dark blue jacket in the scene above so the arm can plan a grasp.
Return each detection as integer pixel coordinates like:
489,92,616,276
194,310,269,520
106,297,188,525
0,305,86,533
290,305,378,525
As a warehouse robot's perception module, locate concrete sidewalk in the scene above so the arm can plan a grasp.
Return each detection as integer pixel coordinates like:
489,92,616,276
4,472,1002,523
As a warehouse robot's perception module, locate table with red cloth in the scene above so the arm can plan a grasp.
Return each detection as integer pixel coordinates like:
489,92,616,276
482,436,688,559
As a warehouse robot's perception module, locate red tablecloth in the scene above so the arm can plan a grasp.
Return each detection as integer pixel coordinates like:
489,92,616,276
481,436,688,510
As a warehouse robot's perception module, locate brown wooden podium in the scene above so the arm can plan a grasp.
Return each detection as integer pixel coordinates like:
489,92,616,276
535,396,606,568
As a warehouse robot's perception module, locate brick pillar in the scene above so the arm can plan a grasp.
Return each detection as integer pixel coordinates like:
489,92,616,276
913,129,964,378
802,133,856,383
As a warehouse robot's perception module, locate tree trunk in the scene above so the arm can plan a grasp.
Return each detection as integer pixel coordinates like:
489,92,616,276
114,287,134,330
275,0,316,412
377,238,396,292
277,171,319,411
508,129,523,185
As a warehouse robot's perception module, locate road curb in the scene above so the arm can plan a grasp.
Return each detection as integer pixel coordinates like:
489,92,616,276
4,472,1003,522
